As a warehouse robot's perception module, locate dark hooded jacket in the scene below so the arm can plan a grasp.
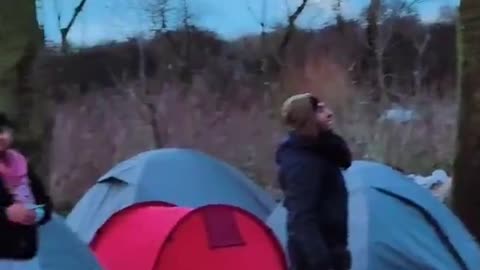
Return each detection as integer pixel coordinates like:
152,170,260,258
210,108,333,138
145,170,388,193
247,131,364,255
0,167,52,260
276,130,351,269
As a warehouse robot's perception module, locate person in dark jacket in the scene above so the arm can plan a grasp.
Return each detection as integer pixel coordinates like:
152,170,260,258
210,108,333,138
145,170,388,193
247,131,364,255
276,93,352,270
0,113,52,261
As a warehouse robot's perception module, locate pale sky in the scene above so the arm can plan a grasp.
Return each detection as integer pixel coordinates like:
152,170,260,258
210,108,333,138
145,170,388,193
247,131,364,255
37,0,459,47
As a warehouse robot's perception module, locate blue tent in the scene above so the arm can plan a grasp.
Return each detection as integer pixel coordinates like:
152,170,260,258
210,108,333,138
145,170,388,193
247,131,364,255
266,161,480,270
37,214,102,269
0,214,102,270
67,148,276,243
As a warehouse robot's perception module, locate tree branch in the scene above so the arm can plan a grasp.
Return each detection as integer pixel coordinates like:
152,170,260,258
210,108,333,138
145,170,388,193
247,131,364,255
278,0,309,58
398,0,427,14
60,0,87,52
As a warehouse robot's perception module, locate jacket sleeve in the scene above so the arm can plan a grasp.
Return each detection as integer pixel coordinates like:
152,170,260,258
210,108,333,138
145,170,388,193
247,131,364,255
283,160,331,268
28,169,52,225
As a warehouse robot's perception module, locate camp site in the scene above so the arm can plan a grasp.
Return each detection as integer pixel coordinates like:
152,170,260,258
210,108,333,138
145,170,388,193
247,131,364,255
7,148,476,270
2,0,480,269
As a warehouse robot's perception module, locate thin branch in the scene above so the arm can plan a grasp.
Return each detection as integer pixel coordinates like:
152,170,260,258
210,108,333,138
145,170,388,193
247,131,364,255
180,0,193,67
261,0,267,28
288,0,309,25
398,0,427,13
60,0,87,52
62,0,87,36
149,0,173,30
414,32,430,53
245,0,271,53
278,0,309,57
147,0,183,59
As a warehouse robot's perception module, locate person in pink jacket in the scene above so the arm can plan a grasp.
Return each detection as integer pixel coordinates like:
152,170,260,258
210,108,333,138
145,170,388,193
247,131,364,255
0,113,52,266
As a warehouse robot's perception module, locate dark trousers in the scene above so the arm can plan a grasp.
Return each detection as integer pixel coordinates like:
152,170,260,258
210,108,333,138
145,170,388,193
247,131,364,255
287,238,331,270
287,238,351,270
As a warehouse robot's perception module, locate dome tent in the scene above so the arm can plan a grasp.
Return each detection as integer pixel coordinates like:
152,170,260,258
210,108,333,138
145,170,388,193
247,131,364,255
266,161,480,270
67,148,276,243
0,214,102,270
91,202,287,270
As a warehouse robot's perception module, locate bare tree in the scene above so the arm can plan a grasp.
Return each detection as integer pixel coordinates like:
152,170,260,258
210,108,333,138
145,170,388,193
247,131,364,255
333,0,345,31
0,0,48,174
144,0,183,59
110,37,163,148
246,0,269,52
135,37,162,147
453,0,480,242
411,30,430,93
144,0,195,70
278,0,309,58
395,0,427,15
366,0,382,98
180,0,194,65
55,0,88,53
374,18,391,97
365,0,427,100
148,0,173,31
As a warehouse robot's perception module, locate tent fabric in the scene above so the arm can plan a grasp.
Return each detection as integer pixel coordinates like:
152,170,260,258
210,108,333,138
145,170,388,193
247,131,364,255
266,160,480,270
67,148,276,243
0,214,102,270
91,203,287,270
92,203,190,270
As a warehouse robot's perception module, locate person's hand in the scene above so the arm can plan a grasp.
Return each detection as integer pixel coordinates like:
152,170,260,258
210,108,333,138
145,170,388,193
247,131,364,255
6,203,36,225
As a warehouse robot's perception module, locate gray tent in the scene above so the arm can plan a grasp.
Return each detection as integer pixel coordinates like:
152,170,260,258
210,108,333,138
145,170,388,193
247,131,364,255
267,161,480,270
67,148,276,243
0,214,102,270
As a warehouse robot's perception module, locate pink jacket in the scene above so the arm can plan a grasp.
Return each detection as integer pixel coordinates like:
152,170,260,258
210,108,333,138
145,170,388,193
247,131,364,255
0,149,35,205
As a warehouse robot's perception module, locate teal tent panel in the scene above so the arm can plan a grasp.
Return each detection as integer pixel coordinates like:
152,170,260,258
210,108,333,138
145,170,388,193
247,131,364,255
366,189,463,270
97,149,274,217
68,148,275,243
266,161,480,270
345,160,480,269
37,214,102,270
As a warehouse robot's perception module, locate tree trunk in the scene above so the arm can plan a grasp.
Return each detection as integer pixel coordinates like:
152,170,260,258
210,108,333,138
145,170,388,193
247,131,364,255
333,0,345,32
0,0,47,175
452,0,480,242
366,0,382,99
278,0,308,58
0,0,43,113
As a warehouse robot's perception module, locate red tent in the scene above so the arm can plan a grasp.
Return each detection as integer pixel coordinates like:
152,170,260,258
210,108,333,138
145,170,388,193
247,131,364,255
91,202,287,270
